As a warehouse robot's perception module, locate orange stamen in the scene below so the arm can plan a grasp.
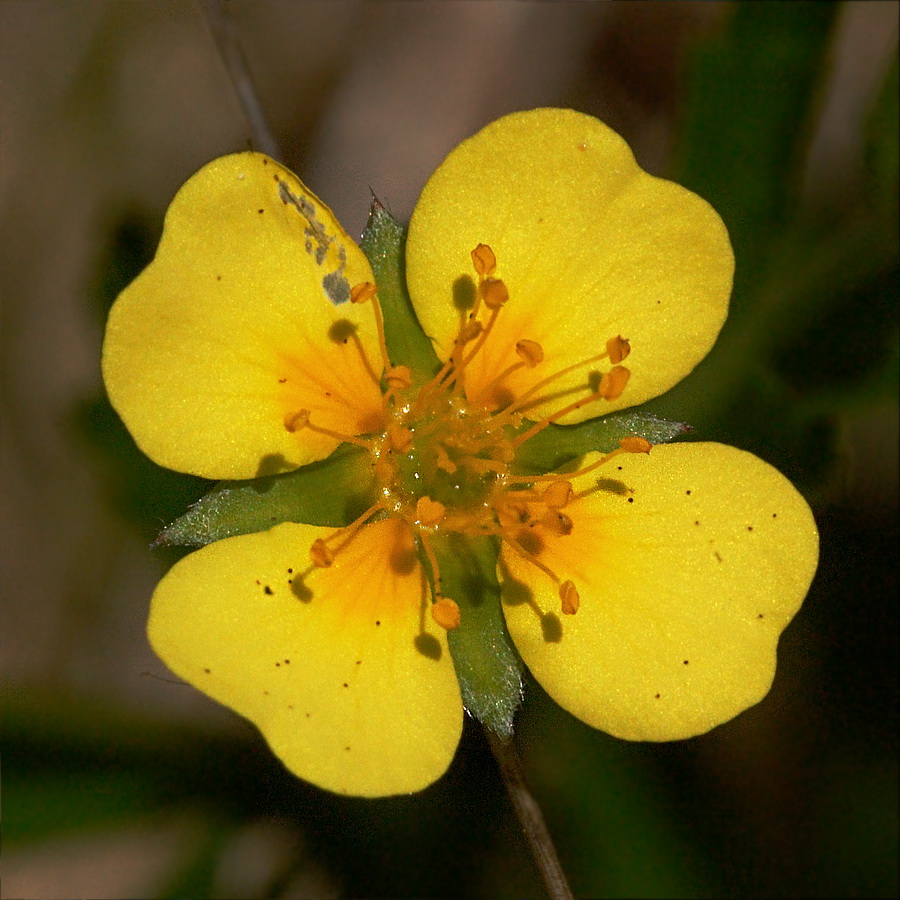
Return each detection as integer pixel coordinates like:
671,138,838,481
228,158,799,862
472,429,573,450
310,538,334,568
416,496,446,528
283,408,372,449
598,365,630,400
606,335,631,364
471,243,497,277
350,280,392,375
432,597,461,630
560,580,580,615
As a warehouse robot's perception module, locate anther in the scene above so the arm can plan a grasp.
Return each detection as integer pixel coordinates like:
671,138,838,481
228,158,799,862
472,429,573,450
311,538,335,568
559,580,580,615
432,597,461,630
598,365,631,400
387,425,413,452
606,335,631,364
283,409,372,448
349,281,377,304
386,365,412,390
284,410,311,433
471,243,497,277
481,277,509,310
620,436,652,454
543,481,573,509
416,496,446,528
515,339,544,368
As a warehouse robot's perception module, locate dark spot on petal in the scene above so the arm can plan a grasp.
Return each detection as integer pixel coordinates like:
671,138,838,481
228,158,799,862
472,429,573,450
772,513,778,518
263,690,270,695
305,712,311,718
541,612,563,643
262,158,268,165
278,377,287,383
694,520,700,526
216,275,222,281
686,490,692,495
203,668,211,674
264,585,274,595
344,746,351,751
284,659,290,664
747,525,754,531
655,693,661,699
288,704,294,709
255,580,261,585
452,275,476,311
627,497,634,503
287,568,293,573
390,544,418,574
258,208,264,214
328,319,357,343
375,620,381,626
758,613,765,619
714,551,723,562
683,660,689,665
342,682,349,688
275,662,281,667
355,660,362,665
414,633,442,660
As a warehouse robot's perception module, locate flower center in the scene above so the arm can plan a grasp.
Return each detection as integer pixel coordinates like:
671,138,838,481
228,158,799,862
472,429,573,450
285,244,650,630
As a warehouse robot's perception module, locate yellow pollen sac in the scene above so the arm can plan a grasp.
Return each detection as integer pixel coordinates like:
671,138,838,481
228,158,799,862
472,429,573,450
598,365,631,400
471,243,497,277
386,365,412,390
542,480,573,509
481,277,509,310
432,597,461,630
387,424,413,452
515,339,544,368
559,580,580,615
416,496,446,528
620,435,653,454
310,538,335,568
283,409,311,433
349,281,378,304
606,335,631,364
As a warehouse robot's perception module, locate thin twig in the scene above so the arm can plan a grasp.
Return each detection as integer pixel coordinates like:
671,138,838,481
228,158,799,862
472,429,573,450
486,728,576,900
201,0,282,161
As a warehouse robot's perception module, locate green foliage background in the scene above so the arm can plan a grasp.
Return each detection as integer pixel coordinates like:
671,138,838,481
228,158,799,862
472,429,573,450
3,3,897,898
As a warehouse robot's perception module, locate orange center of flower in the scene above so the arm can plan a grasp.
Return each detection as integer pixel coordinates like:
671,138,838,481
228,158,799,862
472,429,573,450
286,244,651,630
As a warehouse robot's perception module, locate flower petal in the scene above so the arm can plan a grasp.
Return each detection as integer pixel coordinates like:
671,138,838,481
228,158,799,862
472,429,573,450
148,519,463,796
500,443,818,741
102,153,384,480
406,109,733,419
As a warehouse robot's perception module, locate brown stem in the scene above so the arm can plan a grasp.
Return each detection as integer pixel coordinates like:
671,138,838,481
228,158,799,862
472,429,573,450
200,0,281,161
486,728,576,900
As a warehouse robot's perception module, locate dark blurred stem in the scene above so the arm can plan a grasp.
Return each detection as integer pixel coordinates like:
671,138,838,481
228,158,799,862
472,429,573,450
201,0,282,161
486,729,575,900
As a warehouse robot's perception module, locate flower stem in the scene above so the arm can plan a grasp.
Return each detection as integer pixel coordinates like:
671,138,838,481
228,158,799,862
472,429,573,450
486,728,575,900
201,0,282,161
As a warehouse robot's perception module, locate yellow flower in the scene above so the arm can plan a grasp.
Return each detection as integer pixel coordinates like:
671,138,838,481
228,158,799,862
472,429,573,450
102,109,818,797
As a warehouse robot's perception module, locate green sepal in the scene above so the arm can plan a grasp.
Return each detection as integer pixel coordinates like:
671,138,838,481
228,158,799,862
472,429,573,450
154,444,377,547
359,200,441,384
512,411,690,474
432,534,523,737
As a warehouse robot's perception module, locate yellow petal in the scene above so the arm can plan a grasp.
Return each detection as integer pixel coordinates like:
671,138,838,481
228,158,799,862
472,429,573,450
501,443,817,741
102,153,384,480
148,519,462,796
406,109,733,419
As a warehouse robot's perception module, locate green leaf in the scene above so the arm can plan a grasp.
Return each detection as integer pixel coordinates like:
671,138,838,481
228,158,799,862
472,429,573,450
155,444,377,547
359,200,441,384
512,411,690,474
433,534,523,737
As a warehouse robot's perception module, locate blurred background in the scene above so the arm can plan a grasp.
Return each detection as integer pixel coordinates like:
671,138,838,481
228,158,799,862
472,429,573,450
2,1,897,897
